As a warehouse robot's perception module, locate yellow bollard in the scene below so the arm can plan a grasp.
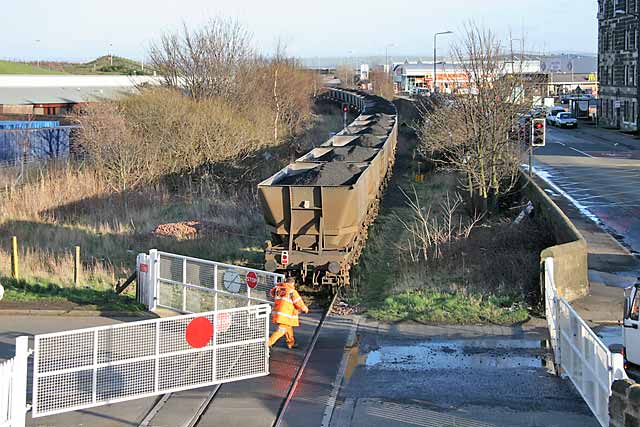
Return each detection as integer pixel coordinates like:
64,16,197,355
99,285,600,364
11,236,19,280
74,246,81,287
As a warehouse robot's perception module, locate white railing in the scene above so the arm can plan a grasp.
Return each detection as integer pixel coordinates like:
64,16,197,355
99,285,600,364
0,337,29,427
137,249,284,314
544,258,627,427
32,303,271,418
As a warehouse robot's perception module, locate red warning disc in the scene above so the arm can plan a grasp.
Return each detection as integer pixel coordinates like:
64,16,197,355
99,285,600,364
185,317,213,348
216,312,231,333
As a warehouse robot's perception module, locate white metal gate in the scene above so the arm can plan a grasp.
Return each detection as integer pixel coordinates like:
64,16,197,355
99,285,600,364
544,257,627,427
137,250,285,313
0,337,28,427
32,303,271,418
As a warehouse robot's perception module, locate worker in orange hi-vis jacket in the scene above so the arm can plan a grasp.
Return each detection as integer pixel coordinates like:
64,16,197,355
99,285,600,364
268,276,309,349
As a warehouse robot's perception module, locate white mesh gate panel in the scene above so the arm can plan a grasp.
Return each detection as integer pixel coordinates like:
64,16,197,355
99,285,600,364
32,304,270,418
152,250,284,314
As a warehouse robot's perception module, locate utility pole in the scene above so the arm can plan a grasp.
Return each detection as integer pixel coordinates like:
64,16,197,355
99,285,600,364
433,31,453,93
109,43,113,66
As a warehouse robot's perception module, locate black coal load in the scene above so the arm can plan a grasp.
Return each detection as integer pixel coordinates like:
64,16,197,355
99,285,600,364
316,146,379,162
277,163,365,186
345,124,391,136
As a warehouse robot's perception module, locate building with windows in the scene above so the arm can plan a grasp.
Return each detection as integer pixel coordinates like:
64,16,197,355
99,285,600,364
598,0,639,130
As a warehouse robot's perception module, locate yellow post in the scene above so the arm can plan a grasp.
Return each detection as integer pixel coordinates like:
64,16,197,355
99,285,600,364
74,246,81,287
10,236,19,280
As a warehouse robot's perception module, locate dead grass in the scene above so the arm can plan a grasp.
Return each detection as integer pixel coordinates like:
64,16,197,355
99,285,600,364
349,132,553,324
0,101,344,299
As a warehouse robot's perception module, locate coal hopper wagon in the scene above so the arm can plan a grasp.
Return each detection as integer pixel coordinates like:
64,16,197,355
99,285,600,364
258,88,398,288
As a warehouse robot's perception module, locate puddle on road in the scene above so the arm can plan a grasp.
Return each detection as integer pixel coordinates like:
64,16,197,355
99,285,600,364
362,339,555,372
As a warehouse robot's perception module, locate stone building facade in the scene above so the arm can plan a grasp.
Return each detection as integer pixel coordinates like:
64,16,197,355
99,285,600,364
598,0,639,130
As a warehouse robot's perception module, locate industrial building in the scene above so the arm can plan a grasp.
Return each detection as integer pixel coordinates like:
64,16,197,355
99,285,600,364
0,75,162,116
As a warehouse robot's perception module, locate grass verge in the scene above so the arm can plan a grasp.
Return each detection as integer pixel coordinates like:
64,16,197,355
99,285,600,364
1,277,144,312
349,131,552,325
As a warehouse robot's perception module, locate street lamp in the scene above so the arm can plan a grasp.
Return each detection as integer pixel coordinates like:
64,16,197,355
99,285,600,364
385,43,395,76
109,43,113,67
433,31,453,93
615,9,640,136
35,40,41,69
509,38,522,74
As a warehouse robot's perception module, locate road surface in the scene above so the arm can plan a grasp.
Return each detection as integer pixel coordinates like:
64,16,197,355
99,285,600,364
534,123,640,273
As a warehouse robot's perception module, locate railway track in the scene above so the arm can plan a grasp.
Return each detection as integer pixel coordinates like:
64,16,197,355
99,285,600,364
138,294,338,427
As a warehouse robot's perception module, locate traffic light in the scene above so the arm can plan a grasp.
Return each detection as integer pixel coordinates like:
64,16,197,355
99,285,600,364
531,118,546,147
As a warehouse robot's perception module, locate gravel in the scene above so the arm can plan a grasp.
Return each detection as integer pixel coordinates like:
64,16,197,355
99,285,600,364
276,163,365,186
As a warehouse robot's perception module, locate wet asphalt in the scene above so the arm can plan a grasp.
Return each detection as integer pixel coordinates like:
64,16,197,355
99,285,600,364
534,124,640,260
329,319,598,427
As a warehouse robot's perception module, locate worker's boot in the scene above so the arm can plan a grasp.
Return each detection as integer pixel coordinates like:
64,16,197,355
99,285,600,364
287,343,298,349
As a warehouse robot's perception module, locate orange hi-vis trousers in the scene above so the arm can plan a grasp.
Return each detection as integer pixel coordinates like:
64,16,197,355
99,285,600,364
268,324,295,348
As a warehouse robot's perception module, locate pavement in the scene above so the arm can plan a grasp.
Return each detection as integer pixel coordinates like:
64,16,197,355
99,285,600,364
533,122,640,324
326,318,598,427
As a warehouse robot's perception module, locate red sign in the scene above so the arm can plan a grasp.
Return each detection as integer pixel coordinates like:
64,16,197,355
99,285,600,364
139,263,148,273
216,312,231,333
246,271,258,289
185,317,213,348
281,251,289,266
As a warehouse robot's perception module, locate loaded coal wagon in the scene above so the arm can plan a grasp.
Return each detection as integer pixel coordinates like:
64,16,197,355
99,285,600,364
258,88,398,288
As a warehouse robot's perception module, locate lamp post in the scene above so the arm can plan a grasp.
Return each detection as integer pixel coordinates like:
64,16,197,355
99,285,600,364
109,43,113,66
509,38,522,74
433,31,453,93
385,43,395,76
35,39,41,68
615,9,640,136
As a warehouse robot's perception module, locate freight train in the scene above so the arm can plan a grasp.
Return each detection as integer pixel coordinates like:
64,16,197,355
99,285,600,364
258,88,398,289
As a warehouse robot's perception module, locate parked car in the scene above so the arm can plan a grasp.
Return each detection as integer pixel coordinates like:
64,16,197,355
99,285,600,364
549,112,578,128
546,107,566,124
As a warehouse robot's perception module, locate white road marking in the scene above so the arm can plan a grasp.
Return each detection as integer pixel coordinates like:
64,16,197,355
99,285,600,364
568,146,595,158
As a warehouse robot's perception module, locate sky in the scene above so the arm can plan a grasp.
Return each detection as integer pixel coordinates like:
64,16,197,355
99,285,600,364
2,0,597,63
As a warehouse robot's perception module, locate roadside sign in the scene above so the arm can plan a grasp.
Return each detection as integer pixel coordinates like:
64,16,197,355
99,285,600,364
216,312,231,333
246,271,258,289
139,263,148,273
615,100,621,109
186,317,214,348
223,270,243,293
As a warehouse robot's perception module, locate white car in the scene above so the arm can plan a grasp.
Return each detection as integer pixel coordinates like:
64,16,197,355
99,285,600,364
549,112,578,128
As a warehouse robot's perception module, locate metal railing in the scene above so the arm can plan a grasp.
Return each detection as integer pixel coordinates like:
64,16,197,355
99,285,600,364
31,303,271,418
137,249,284,314
544,257,627,427
0,337,29,427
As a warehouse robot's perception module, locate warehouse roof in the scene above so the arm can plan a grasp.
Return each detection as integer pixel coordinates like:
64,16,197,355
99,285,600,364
0,75,163,105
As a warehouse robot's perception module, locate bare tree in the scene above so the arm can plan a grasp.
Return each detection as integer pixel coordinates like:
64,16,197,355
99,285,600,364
417,23,532,212
149,17,254,100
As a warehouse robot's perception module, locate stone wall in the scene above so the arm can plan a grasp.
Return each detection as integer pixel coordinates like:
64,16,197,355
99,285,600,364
521,173,590,301
610,379,640,427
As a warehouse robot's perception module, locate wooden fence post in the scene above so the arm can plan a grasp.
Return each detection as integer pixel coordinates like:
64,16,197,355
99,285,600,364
74,246,81,287
11,236,19,280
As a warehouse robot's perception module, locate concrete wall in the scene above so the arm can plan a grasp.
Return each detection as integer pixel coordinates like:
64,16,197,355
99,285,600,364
521,173,589,301
610,379,640,427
